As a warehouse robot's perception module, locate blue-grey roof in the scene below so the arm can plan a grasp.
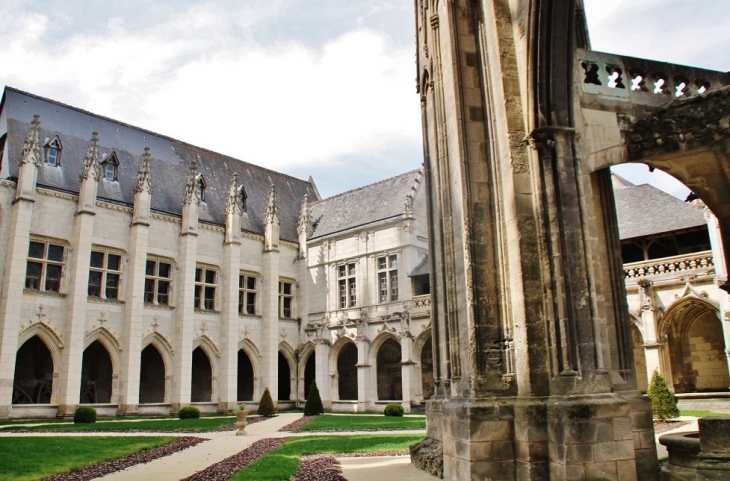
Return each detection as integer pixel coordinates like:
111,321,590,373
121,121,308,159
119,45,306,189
1,87,318,242
309,169,421,239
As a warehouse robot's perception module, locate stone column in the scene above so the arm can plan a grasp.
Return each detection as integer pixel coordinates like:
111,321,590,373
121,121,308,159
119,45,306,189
261,185,280,404
118,148,153,416
170,161,200,413
0,116,41,416
706,209,730,384
399,332,414,413
57,133,102,417
314,340,331,409
356,337,370,412
218,174,243,413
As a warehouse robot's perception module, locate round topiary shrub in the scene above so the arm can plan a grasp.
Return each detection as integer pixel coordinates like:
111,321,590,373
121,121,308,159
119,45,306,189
258,387,277,417
73,406,97,424
178,406,201,419
384,403,404,417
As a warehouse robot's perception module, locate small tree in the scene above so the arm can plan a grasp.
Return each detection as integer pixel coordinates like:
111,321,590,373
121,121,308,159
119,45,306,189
647,369,679,421
258,387,277,417
303,380,324,415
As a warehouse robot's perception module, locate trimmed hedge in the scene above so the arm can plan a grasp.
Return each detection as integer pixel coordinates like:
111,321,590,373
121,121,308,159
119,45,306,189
384,403,404,417
647,369,679,421
178,406,201,419
258,387,277,417
73,406,97,424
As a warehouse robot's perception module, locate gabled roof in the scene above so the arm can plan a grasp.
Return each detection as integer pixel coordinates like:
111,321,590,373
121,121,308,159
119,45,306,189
309,169,422,240
613,178,706,240
1,87,318,242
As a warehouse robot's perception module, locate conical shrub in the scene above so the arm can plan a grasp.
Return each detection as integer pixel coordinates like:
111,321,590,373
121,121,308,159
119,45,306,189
647,369,679,421
303,380,324,415
258,387,277,417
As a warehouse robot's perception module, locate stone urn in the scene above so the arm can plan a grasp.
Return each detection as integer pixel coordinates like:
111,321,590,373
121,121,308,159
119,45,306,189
235,405,249,436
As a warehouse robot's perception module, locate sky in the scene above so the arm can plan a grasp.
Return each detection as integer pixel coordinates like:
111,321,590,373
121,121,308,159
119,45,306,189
1,0,729,199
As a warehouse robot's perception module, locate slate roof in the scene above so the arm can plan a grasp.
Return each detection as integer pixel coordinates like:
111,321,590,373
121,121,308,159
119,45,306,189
0,87,318,242
409,254,429,277
309,169,421,240
613,178,706,240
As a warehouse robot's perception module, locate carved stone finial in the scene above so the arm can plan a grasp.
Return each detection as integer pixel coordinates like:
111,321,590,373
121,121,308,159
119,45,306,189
20,115,42,167
133,147,154,194
182,159,200,206
297,194,312,235
226,173,243,215
264,184,280,225
79,132,101,181
403,194,414,218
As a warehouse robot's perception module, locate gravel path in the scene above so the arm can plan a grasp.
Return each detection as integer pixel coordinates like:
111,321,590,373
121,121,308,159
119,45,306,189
654,420,692,433
43,437,207,481
180,437,289,481
291,454,346,481
279,416,315,432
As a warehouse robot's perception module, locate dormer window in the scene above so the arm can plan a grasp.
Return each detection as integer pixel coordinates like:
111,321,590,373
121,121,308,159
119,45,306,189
101,151,119,181
241,186,248,212
196,175,206,202
44,135,62,166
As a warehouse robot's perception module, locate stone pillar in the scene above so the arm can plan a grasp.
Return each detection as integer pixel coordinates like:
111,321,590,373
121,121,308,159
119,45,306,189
314,340,331,409
170,160,200,413
56,133,102,417
400,332,414,413
638,279,663,386
706,209,730,385
218,174,243,413
0,116,41,416
261,185,280,404
356,338,370,412
118,147,153,415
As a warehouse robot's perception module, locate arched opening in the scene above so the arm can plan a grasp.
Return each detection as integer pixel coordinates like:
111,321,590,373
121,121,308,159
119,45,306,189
237,350,254,401
337,343,358,400
13,336,53,404
303,353,315,399
376,338,402,400
631,324,648,393
80,340,113,403
139,345,165,403
191,347,212,402
278,352,291,401
421,337,434,400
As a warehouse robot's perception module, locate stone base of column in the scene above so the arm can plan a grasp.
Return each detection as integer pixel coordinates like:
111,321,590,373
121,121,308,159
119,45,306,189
218,401,237,413
621,390,659,478
57,404,78,418
170,402,183,414
117,404,139,416
0,404,10,417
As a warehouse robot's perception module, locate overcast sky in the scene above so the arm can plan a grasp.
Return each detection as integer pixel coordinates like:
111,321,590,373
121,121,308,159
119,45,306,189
2,0,728,198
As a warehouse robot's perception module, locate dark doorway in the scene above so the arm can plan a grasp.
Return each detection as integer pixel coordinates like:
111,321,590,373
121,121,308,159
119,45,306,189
337,343,358,400
303,353,316,399
278,352,291,401
13,336,53,404
237,350,254,401
377,338,402,400
139,345,165,403
191,347,212,402
421,338,434,400
80,340,113,403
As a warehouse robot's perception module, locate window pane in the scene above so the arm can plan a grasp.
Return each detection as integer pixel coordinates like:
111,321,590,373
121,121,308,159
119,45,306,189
158,262,171,278
205,269,216,284
195,268,201,282
339,279,346,309
389,255,398,268
107,254,121,271
47,244,64,262
390,270,398,301
145,260,155,277
105,163,115,180
45,264,62,292
144,278,155,303
25,262,42,289
90,251,104,268
239,275,244,288
283,282,291,295
157,281,170,305
378,257,386,270
283,298,292,318
28,242,45,259
194,285,201,308
88,271,102,297
339,265,346,277
204,286,215,310
379,272,388,303
247,277,256,290
238,291,244,313
246,293,256,315
105,273,120,299
349,263,356,276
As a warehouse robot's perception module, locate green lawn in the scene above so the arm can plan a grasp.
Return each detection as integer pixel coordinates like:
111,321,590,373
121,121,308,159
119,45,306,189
0,436,176,481
3,417,235,432
232,434,423,480
298,414,426,431
679,410,730,418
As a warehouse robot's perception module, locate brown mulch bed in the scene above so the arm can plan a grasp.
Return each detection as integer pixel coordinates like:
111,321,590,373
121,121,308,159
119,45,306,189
279,415,315,432
43,436,207,481
654,420,692,434
181,437,289,481
291,454,346,481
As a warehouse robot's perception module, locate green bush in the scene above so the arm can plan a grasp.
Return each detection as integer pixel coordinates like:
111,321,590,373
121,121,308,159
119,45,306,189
73,406,97,424
304,380,324,416
647,369,679,422
178,406,200,419
258,387,277,417
384,403,404,417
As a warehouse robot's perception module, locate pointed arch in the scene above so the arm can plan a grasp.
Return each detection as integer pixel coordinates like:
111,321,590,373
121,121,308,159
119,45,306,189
193,335,220,379
238,338,261,376
329,336,357,366
278,341,296,371
18,322,63,372
84,327,121,374
141,331,174,374
413,327,432,360
368,331,400,366
298,341,316,371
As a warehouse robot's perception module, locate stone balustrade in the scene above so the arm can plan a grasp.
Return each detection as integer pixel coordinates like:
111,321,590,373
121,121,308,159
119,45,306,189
624,251,714,280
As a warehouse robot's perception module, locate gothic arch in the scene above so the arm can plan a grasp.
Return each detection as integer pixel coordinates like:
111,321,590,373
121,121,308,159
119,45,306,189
413,327,432,360
298,342,315,371
84,327,121,375
141,331,174,373
18,322,63,373
238,339,261,377
329,336,356,367
368,331,400,366
193,335,220,376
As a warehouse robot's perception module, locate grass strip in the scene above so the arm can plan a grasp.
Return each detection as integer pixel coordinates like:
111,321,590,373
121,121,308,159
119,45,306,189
231,434,423,480
4,417,234,432
298,414,426,431
679,410,730,418
0,436,176,481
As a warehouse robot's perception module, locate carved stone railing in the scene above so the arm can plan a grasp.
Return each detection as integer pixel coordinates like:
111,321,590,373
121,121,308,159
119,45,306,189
624,251,714,280
577,49,730,114
411,294,431,319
